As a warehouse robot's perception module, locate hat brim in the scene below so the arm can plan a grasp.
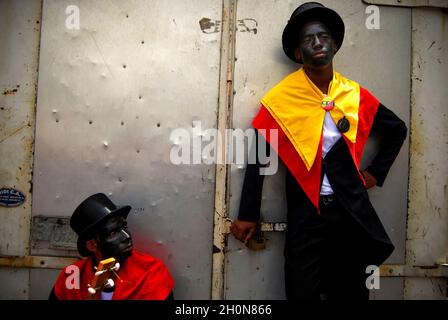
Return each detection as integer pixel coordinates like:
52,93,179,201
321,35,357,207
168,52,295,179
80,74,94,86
77,205,131,257
282,7,345,63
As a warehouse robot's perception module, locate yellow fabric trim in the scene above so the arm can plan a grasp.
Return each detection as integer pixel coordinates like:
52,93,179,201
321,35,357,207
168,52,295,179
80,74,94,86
261,68,360,171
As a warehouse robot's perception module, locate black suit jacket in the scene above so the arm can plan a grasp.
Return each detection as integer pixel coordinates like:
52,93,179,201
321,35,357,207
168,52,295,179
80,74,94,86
238,104,407,266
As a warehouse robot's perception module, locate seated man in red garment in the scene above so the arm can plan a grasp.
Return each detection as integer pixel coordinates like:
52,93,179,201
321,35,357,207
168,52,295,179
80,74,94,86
49,193,174,300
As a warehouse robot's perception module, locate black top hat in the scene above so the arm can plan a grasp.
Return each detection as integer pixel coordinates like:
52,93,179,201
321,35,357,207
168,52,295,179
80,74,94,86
70,193,131,256
282,2,345,63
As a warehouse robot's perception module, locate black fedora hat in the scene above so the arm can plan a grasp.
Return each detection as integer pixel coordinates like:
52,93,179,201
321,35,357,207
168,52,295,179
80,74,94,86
70,193,131,256
282,2,345,63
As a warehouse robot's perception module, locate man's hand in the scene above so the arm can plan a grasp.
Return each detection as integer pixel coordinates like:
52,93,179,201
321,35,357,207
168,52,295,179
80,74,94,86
362,170,378,189
230,219,257,245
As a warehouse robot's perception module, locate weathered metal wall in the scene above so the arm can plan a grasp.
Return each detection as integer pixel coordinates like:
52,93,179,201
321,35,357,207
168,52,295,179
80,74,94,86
0,0,446,300
405,7,448,300
0,0,42,299
227,0,411,299
31,0,222,299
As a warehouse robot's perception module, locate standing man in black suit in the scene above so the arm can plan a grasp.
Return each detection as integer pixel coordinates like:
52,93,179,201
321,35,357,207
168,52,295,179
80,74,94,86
230,2,407,300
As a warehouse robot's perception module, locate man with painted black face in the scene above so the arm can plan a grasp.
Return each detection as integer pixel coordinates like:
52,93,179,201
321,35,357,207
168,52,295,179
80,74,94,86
49,193,174,300
231,2,407,300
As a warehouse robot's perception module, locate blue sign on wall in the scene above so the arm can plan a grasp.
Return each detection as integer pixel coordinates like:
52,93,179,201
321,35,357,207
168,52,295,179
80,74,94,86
0,188,26,207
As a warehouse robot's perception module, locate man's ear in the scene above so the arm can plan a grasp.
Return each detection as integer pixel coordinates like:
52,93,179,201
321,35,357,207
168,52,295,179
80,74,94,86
333,39,338,53
294,47,301,61
85,239,98,253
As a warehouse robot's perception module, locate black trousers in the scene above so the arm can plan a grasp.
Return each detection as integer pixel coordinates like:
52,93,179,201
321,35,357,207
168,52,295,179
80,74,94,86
284,197,370,300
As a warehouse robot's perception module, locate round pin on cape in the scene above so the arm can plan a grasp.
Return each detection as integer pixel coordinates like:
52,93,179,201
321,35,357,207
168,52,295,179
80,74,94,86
321,98,335,111
337,116,350,133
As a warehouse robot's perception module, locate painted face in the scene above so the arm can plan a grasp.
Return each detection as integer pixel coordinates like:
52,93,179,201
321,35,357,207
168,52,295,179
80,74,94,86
297,21,336,68
97,215,133,261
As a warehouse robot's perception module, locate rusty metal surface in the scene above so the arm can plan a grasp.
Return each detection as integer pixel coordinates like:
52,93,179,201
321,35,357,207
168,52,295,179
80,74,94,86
0,0,41,257
31,0,222,299
30,216,77,251
0,255,77,269
226,233,286,299
405,7,448,300
0,0,42,301
29,268,61,299
211,0,236,300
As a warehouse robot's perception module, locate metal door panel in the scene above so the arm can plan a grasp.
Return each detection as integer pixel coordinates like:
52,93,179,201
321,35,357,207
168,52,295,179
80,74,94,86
337,4,411,265
0,0,41,301
32,0,222,299
0,0,444,301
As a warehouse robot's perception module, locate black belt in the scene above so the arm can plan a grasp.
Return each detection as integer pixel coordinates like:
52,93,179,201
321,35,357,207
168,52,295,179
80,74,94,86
319,194,336,206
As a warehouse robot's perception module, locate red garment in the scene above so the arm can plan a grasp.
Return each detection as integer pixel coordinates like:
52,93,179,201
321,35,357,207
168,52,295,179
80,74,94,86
54,250,174,300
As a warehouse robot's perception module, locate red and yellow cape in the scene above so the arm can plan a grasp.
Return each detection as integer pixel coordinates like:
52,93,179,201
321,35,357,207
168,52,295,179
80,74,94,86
253,68,379,210
54,250,174,300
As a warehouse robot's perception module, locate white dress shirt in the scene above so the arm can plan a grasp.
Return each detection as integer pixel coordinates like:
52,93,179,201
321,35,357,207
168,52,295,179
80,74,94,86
320,111,342,195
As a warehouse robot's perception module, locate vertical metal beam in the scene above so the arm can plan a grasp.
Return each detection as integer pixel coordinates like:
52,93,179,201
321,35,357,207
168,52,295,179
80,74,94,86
211,0,236,300
404,7,448,299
